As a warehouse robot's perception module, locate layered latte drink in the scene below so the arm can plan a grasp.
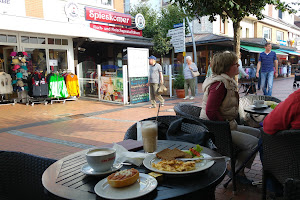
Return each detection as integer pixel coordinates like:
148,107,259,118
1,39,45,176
141,120,158,153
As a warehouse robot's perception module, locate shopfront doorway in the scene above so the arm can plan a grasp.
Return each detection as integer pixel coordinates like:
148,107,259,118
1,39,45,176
0,46,16,73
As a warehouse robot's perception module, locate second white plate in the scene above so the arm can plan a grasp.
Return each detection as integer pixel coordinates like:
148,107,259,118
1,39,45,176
143,153,215,175
94,173,157,199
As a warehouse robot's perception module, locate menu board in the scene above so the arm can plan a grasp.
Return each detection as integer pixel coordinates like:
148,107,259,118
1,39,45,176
129,77,149,104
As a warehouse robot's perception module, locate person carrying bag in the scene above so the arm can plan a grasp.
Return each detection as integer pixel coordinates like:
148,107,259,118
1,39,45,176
183,56,199,100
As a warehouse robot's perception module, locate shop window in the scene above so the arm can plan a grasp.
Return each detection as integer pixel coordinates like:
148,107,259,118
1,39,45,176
62,39,68,45
29,37,38,44
21,36,29,43
55,39,61,45
49,49,68,72
38,37,46,44
7,35,17,43
48,38,54,44
0,34,6,42
263,27,271,40
277,31,283,41
25,48,47,72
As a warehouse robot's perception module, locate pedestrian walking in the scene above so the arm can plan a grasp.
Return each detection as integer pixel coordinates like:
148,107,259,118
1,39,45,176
256,43,278,96
146,55,164,108
183,56,198,100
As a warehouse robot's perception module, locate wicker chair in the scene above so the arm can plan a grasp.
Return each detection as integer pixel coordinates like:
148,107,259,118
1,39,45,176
0,151,57,200
124,115,215,149
284,178,300,200
174,103,240,193
262,130,300,200
124,115,181,140
239,95,281,126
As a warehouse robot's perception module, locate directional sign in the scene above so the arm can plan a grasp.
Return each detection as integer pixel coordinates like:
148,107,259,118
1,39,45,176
173,23,183,28
167,26,185,53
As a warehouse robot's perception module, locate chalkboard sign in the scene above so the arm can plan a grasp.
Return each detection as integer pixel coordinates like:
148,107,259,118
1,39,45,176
129,77,149,104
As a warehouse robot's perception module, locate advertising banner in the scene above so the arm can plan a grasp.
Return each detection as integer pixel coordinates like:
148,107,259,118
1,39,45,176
90,24,142,37
85,7,132,26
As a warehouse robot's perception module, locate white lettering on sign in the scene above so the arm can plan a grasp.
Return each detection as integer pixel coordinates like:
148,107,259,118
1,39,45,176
89,10,130,24
86,7,132,26
0,0,10,4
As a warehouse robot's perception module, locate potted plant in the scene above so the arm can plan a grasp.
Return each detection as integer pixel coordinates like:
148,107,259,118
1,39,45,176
174,74,185,98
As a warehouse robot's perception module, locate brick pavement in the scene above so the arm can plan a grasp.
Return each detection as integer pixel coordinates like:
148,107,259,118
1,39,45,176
0,76,297,199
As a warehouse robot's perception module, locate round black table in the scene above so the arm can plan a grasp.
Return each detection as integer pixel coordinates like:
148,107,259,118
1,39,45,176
244,105,273,115
43,140,226,200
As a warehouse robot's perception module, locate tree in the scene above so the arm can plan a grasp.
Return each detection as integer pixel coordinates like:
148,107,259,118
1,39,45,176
130,4,158,39
171,0,297,56
131,4,190,64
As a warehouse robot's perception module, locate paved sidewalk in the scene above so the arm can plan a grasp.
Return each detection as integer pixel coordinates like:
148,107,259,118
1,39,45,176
0,76,297,199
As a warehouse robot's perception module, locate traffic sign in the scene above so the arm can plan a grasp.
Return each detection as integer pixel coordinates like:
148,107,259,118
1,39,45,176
173,23,183,28
167,26,185,53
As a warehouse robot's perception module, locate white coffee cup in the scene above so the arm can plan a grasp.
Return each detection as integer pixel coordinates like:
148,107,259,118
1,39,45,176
86,147,116,172
254,100,265,108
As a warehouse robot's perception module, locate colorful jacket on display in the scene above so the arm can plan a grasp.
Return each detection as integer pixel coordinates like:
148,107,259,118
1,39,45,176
65,73,80,97
48,73,69,98
31,71,48,97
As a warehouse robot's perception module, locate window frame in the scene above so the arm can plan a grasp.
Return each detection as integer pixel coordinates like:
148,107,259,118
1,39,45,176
263,27,272,40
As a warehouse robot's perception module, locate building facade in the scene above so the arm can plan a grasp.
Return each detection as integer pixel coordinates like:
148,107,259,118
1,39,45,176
0,0,152,103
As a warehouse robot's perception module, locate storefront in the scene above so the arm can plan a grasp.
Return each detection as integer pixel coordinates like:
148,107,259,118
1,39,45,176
0,0,152,105
0,30,73,74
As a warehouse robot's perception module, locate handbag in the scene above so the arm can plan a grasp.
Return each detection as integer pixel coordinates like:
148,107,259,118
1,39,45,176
190,69,200,77
157,84,168,94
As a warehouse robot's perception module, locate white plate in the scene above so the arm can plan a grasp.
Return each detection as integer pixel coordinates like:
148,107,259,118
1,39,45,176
94,173,157,200
251,104,268,109
143,153,215,175
81,163,123,176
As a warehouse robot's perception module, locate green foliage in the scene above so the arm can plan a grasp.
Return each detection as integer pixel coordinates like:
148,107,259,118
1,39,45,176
174,74,185,89
131,4,192,59
172,0,296,24
130,4,158,38
171,0,297,54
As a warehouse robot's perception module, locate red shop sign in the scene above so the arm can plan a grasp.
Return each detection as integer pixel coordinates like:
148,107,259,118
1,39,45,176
86,7,132,26
90,23,142,37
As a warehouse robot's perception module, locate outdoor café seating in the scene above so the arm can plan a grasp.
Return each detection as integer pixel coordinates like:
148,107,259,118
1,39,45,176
0,150,56,200
284,178,300,200
124,115,216,150
239,95,281,127
262,129,300,200
173,103,242,193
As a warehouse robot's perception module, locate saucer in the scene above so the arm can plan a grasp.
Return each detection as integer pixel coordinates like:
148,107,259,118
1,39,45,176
251,104,268,109
81,163,123,176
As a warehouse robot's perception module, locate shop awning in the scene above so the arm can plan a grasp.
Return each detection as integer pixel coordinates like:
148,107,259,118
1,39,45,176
241,45,288,56
0,14,125,41
241,45,265,53
278,49,300,56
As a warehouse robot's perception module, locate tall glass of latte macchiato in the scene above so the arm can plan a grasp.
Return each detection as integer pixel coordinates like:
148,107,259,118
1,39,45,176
141,120,158,153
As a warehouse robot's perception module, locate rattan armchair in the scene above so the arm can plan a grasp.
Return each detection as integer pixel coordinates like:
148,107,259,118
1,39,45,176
262,130,300,200
0,151,57,200
284,178,300,200
239,95,281,127
124,115,181,140
124,115,215,149
174,103,240,193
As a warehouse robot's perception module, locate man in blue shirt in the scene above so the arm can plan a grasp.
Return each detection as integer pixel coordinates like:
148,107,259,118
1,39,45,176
256,43,278,96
